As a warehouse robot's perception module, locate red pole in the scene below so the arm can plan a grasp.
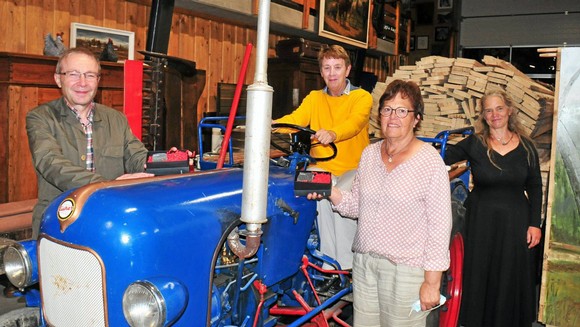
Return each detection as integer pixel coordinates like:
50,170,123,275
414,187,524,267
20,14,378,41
123,60,143,140
216,43,253,169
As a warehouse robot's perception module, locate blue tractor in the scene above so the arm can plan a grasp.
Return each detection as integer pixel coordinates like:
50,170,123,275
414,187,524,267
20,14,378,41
0,122,471,327
0,1,470,323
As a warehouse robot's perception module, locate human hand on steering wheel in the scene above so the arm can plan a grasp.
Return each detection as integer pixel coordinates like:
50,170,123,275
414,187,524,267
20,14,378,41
312,129,337,145
271,123,337,162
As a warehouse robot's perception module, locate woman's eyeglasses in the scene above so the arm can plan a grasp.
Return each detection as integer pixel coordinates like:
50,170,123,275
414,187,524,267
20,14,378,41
380,106,415,119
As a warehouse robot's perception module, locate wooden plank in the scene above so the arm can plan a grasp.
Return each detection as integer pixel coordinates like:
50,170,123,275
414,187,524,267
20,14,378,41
179,14,195,62
105,0,123,29
209,20,222,116
54,0,71,49
473,66,494,73
0,0,10,52
461,100,475,125
493,67,515,77
447,74,468,85
487,71,508,80
10,0,26,53
7,87,35,201
487,77,508,85
467,89,484,99
194,17,210,113
221,23,235,83
26,0,43,54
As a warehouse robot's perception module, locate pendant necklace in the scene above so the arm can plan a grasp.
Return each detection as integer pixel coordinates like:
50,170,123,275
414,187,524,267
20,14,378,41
495,132,514,145
384,141,405,163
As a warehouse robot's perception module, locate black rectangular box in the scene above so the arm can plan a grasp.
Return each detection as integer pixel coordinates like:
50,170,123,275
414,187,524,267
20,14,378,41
146,151,190,175
294,170,332,197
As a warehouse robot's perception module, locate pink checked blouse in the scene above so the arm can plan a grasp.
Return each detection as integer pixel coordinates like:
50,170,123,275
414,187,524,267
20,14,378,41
334,140,452,271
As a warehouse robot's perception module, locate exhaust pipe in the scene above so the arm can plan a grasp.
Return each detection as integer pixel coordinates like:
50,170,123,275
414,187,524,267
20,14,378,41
228,0,273,258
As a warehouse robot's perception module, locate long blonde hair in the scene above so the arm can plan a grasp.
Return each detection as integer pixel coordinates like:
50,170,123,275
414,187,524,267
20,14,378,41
475,89,537,168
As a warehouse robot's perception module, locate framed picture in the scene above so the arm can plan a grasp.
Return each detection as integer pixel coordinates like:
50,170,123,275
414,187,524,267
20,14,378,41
319,0,371,48
435,26,450,41
410,36,416,51
437,0,453,10
417,36,429,50
70,23,135,62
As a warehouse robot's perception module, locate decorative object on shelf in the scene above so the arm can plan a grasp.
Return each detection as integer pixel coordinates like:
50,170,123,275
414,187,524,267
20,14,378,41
43,32,67,57
319,0,372,48
417,35,429,50
70,23,134,62
437,0,452,10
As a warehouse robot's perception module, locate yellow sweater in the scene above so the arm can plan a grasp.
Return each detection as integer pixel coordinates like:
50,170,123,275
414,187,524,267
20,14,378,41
276,88,372,176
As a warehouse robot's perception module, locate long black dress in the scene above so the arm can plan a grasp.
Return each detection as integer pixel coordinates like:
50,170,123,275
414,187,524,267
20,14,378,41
444,135,542,327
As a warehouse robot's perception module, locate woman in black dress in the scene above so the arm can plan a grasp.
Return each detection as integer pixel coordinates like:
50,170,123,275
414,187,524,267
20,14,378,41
444,90,543,327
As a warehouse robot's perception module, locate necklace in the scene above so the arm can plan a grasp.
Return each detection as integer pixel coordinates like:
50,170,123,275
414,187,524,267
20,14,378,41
384,141,407,163
494,132,514,145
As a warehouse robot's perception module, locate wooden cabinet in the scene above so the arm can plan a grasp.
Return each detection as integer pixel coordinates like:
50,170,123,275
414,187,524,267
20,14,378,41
0,52,125,204
268,58,324,119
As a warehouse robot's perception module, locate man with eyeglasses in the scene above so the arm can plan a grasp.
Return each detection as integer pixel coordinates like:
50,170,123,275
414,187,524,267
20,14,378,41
273,45,372,292
26,47,152,238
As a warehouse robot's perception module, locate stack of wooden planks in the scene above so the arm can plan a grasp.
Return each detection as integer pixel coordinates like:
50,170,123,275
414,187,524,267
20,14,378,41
370,55,554,159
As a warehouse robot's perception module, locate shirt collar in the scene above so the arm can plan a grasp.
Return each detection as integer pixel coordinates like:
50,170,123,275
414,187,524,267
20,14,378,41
66,100,95,125
323,79,353,96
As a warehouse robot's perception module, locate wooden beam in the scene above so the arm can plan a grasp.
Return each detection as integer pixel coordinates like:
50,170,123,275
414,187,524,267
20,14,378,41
302,0,310,29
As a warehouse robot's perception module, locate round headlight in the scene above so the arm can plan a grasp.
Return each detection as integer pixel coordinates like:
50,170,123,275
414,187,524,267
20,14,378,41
123,281,166,327
3,243,34,288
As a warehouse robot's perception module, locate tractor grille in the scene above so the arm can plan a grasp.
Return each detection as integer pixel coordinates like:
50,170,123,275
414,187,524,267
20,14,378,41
38,237,107,326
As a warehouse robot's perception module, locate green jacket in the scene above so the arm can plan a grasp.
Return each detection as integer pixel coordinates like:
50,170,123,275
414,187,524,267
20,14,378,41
26,97,148,236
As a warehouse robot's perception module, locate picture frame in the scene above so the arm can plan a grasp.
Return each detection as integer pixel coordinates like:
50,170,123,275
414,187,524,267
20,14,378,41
410,36,416,51
435,26,450,41
417,36,429,50
319,0,371,48
437,0,453,10
70,23,135,62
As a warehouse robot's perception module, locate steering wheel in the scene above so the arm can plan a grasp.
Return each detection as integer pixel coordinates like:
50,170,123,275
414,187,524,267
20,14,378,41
271,123,337,162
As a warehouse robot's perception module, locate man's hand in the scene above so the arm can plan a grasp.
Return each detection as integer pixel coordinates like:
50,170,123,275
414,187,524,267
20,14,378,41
168,147,194,158
312,129,337,145
116,172,154,180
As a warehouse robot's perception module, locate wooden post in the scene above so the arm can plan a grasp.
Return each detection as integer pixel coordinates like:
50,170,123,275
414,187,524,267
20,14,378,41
302,0,310,29
394,0,401,56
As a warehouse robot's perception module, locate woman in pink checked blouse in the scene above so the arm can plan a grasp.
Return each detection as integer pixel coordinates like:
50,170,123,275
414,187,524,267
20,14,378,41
311,80,452,326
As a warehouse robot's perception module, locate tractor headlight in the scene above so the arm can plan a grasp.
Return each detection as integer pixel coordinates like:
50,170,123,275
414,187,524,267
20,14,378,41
3,240,38,288
123,278,188,327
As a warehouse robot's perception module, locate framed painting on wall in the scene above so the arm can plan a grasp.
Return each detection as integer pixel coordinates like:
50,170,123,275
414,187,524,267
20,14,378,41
319,0,371,48
70,23,135,62
417,36,429,50
435,26,450,41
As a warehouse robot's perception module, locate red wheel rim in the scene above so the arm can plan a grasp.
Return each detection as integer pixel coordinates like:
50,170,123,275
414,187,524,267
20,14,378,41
440,233,464,327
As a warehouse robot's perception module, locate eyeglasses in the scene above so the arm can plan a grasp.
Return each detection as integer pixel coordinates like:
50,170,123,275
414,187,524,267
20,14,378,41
380,106,415,119
57,71,100,81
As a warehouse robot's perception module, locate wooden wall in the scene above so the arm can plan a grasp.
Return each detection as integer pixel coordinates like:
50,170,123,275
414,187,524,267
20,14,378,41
0,0,388,118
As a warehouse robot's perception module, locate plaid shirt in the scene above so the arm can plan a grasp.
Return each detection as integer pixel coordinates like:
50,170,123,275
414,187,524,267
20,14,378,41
68,102,95,172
